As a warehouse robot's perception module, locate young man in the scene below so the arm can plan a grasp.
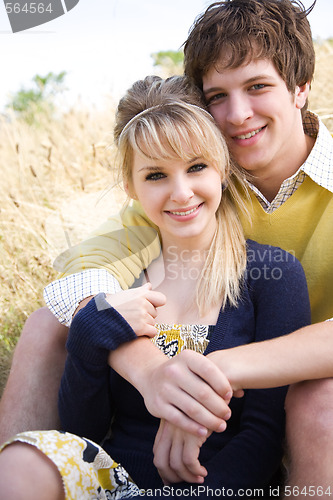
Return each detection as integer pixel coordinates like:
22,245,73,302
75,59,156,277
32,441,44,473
170,0,333,492
0,0,332,495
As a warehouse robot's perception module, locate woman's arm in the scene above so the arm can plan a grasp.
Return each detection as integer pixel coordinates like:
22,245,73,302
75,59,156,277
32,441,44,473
58,286,164,442
58,295,138,442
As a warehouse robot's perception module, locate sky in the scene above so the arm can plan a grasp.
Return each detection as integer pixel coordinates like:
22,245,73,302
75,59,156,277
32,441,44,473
0,0,332,111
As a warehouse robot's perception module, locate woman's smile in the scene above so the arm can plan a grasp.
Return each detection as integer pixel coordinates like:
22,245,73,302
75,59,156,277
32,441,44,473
165,203,204,220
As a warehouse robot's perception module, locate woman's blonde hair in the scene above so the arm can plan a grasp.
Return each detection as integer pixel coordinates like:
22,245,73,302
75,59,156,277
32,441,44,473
115,75,247,313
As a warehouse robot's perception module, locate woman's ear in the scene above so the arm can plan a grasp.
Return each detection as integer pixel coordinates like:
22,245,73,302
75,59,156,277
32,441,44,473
295,81,311,110
124,181,137,200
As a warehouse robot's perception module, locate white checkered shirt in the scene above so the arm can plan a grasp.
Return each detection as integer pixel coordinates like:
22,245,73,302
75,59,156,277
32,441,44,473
43,268,121,326
248,112,333,212
44,112,333,325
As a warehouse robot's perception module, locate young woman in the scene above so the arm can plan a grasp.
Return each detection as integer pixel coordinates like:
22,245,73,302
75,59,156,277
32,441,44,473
0,75,310,499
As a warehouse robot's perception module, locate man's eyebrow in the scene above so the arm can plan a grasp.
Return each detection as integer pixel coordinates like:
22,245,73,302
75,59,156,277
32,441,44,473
243,74,273,85
203,74,273,95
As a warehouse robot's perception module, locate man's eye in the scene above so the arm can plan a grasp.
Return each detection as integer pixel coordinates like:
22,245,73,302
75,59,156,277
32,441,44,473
188,163,208,173
206,93,226,105
251,84,266,90
145,172,165,181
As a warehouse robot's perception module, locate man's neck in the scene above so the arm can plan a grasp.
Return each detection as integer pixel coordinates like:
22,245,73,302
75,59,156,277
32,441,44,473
251,133,315,202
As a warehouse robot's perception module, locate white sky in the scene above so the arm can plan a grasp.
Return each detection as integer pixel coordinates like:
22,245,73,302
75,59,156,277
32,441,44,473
0,0,332,111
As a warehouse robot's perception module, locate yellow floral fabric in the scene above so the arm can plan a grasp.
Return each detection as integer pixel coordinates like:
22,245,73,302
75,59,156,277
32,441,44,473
152,324,210,357
0,430,140,499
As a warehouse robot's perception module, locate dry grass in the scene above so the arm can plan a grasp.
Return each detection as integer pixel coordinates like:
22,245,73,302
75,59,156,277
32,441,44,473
0,100,126,393
0,42,333,396
309,40,333,131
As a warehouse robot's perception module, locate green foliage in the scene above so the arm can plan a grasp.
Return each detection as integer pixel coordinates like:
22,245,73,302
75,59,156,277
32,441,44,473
151,50,184,77
7,71,67,125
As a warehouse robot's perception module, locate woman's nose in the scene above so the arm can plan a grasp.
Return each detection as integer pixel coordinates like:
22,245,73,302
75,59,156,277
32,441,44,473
169,177,194,204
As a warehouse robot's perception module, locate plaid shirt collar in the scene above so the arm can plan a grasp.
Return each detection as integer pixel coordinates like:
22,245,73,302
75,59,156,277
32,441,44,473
247,111,333,212
302,111,333,194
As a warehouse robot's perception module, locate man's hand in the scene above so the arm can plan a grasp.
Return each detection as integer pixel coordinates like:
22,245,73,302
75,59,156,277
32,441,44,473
153,419,212,484
105,283,166,337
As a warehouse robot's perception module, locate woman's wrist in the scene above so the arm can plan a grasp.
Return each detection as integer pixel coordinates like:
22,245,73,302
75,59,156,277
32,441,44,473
108,336,166,394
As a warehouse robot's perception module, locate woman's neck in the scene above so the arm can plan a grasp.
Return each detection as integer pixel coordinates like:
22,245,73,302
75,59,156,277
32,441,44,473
145,233,220,325
162,244,207,277
160,229,215,260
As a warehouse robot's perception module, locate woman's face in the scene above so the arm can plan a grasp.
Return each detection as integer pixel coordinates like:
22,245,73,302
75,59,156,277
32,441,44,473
128,149,223,249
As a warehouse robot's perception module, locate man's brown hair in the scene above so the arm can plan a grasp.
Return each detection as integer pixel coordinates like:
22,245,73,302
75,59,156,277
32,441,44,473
184,0,316,95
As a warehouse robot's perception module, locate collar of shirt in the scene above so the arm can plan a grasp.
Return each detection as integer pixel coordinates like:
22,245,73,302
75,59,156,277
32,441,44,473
247,111,333,213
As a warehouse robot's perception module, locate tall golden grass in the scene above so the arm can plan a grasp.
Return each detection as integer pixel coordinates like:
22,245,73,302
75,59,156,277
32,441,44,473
0,42,333,395
0,100,125,392
309,41,333,132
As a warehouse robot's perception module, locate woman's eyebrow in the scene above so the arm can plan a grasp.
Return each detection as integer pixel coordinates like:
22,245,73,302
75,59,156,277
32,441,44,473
137,165,162,172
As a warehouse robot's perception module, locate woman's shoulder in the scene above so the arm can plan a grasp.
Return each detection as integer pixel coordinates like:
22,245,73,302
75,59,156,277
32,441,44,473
244,239,305,285
245,239,300,268
242,240,310,328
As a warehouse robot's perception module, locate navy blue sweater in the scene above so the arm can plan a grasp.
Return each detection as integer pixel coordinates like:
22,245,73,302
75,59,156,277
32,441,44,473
59,240,310,496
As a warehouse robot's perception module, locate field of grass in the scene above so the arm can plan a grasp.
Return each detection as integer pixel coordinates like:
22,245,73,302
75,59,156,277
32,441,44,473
0,41,333,396
0,100,126,393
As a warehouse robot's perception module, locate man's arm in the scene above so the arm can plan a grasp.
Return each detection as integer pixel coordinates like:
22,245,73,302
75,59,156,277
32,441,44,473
208,320,333,391
151,321,333,484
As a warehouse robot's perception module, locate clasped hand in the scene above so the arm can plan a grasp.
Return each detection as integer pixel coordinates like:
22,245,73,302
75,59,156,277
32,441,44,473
138,346,236,485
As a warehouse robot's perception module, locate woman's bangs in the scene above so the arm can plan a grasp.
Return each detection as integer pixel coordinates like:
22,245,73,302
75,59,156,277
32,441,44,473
130,113,216,164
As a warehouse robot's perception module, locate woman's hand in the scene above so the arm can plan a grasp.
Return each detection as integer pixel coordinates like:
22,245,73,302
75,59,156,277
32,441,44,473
153,419,212,484
139,349,233,436
105,283,166,337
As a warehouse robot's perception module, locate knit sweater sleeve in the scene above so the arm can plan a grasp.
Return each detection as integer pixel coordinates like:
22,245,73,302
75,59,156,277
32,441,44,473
203,242,311,491
58,294,137,443
65,293,137,365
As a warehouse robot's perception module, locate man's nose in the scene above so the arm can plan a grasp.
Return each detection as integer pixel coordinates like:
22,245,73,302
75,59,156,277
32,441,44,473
226,93,253,126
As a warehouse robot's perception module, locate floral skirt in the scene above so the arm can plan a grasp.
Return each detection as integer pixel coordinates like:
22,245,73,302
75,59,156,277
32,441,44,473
0,430,141,499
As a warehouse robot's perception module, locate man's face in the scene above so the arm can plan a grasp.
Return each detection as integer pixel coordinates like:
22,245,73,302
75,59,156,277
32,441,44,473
202,58,308,179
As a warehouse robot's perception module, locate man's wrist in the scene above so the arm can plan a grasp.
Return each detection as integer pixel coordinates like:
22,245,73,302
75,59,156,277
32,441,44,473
207,349,244,392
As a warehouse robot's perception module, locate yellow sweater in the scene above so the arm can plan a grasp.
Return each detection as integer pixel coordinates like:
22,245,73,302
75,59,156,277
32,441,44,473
237,176,333,323
55,177,332,323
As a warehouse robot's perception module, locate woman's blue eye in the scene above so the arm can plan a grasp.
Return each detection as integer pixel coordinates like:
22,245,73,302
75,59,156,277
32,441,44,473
188,163,207,173
145,172,165,181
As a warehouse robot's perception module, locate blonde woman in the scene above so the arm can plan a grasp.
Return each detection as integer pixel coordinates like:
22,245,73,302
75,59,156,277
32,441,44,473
0,76,310,499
